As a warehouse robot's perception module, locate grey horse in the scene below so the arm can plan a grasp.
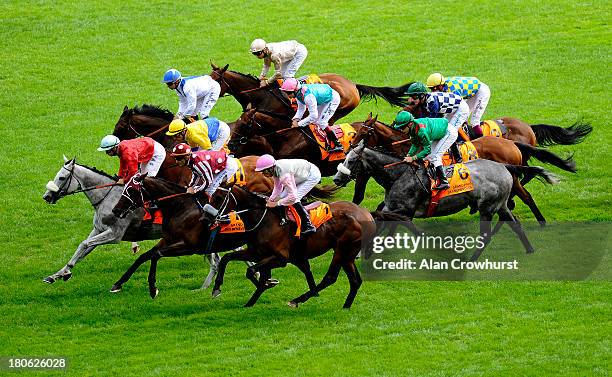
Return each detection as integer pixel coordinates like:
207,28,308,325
42,156,222,288
333,142,560,260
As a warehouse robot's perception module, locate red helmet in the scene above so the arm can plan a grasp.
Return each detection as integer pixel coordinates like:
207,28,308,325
171,143,192,157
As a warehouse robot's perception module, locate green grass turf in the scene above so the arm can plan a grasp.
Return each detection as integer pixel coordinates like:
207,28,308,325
0,0,610,376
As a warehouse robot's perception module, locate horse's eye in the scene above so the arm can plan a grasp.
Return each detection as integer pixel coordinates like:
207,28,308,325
58,177,65,181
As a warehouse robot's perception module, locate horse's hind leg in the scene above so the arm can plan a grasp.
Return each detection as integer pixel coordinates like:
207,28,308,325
244,256,284,308
198,253,221,290
512,178,546,226
341,260,363,309
470,213,494,261
313,254,343,296
211,248,252,298
288,258,320,307
499,207,535,254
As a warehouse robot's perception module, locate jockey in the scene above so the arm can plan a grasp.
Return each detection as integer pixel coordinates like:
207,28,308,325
171,143,238,200
280,78,343,153
166,118,230,152
254,154,320,234
250,39,308,87
162,68,221,122
98,135,166,185
427,73,490,138
392,111,454,190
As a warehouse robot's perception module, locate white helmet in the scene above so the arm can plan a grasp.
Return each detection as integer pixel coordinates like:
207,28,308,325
250,38,266,53
98,135,120,151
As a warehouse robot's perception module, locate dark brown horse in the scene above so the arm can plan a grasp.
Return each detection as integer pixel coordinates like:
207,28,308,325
111,176,371,308
404,103,592,147
210,62,412,125
344,114,577,224
113,104,176,148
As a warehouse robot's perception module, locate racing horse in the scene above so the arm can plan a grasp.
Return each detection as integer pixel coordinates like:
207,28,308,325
404,103,592,147
334,142,560,261
111,176,370,309
348,114,576,224
41,154,273,286
112,104,176,148
210,62,412,125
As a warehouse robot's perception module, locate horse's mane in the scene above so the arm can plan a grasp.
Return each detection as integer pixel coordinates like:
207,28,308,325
254,109,293,121
132,104,175,121
77,163,118,180
229,70,259,82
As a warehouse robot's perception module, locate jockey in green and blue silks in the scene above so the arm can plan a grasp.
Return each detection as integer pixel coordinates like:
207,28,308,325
280,78,343,152
162,69,221,120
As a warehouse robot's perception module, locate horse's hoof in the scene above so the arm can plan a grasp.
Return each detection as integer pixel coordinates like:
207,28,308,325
212,289,221,298
62,272,72,281
43,276,56,284
150,288,159,299
265,278,280,288
109,285,122,293
287,301,298,308
132,246,140,254
527,248,535,254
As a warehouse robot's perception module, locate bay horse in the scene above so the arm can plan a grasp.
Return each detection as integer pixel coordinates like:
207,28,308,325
404,103,592,147
334,142,560,261
111,176,370,308
210,62,412,125
113,104,176,148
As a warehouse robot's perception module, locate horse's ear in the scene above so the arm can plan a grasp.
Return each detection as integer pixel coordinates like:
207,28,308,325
123,105,129,111
373,114,379,122
366,112,372,121
246,102,252,110
136,172,148,182
210,60,219,70
63,155,69,162
221,64,229,73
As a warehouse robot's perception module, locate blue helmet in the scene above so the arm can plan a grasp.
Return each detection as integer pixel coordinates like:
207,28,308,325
162,69,182,83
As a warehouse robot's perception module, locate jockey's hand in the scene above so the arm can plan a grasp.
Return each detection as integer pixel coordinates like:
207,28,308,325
117,178,125,185
291,119,299,128
259,80,268,88
404,156,414,164
266,200,278,208
186,187,195,194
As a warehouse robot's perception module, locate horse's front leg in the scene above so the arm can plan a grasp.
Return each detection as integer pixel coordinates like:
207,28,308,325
110,240,166,292
211,248,253,298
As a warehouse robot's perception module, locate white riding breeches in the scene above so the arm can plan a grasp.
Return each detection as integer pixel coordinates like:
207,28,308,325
465,83,490,127
427,126,458,167
204,157,239,197
445,100,470,131
140,142,166,177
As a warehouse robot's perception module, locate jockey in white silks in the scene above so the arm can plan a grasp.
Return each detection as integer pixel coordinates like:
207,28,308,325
250,39,308,87
427,73,491,138
280,78,343,152
254,154,321,234
162,68,221,121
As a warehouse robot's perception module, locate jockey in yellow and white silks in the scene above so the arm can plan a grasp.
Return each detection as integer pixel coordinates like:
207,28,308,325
162,69,221,120
166,118,230,151
250,39,308,86
427,73,491,137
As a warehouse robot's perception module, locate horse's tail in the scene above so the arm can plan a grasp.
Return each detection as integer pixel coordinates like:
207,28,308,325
530,121,593,147
307,184,341,200
356,82,413,108
513,142,577,173
503,164,561,185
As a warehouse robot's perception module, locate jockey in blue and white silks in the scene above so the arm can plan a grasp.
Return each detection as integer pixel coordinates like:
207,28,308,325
406,82,469,132
279,79,343,152
162,69,221,120
427,73,491,137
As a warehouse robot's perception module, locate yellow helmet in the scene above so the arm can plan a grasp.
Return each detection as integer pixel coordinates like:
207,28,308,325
166,119,186,136
426,73,445,88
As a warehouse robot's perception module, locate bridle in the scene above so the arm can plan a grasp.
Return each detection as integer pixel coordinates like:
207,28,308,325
122,112,171,139
46,163,117,207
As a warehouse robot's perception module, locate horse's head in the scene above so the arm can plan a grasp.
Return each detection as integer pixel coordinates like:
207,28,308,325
210,62,231,96
113,105,137,140
43,156,82,204
228,109,260,150
112,173,148,218
334,140,368,187
351,113,378,148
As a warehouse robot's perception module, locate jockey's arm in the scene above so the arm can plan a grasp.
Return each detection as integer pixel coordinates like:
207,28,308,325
180,85,198,117
117,147,139,181
293,99,307,121
267,57,283,84
298,94,318,127
259,57,272,80
277,174,298,206
186,127,212,150
269,176,282,202
414,131,432,160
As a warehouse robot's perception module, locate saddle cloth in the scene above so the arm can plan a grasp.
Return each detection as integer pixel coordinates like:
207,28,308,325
442,141,479,166
427,163,475,217
286,201,333,238
481,120,505,138
309,123,356,161
220,211,246,234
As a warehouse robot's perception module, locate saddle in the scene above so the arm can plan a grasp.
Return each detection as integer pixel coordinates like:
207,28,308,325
425,163,475,217
281,202,333,238
307,123,356,161
142,203,163,224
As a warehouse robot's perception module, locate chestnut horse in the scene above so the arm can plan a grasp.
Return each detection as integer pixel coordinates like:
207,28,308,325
404,103,592,147
210,62,412,125
111,176,372,308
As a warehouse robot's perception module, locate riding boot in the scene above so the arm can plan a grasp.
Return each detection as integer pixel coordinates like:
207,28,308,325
293,202,316,234
450,142,463,163
472,124,484,138
434,165,450,190
325,128,343,152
